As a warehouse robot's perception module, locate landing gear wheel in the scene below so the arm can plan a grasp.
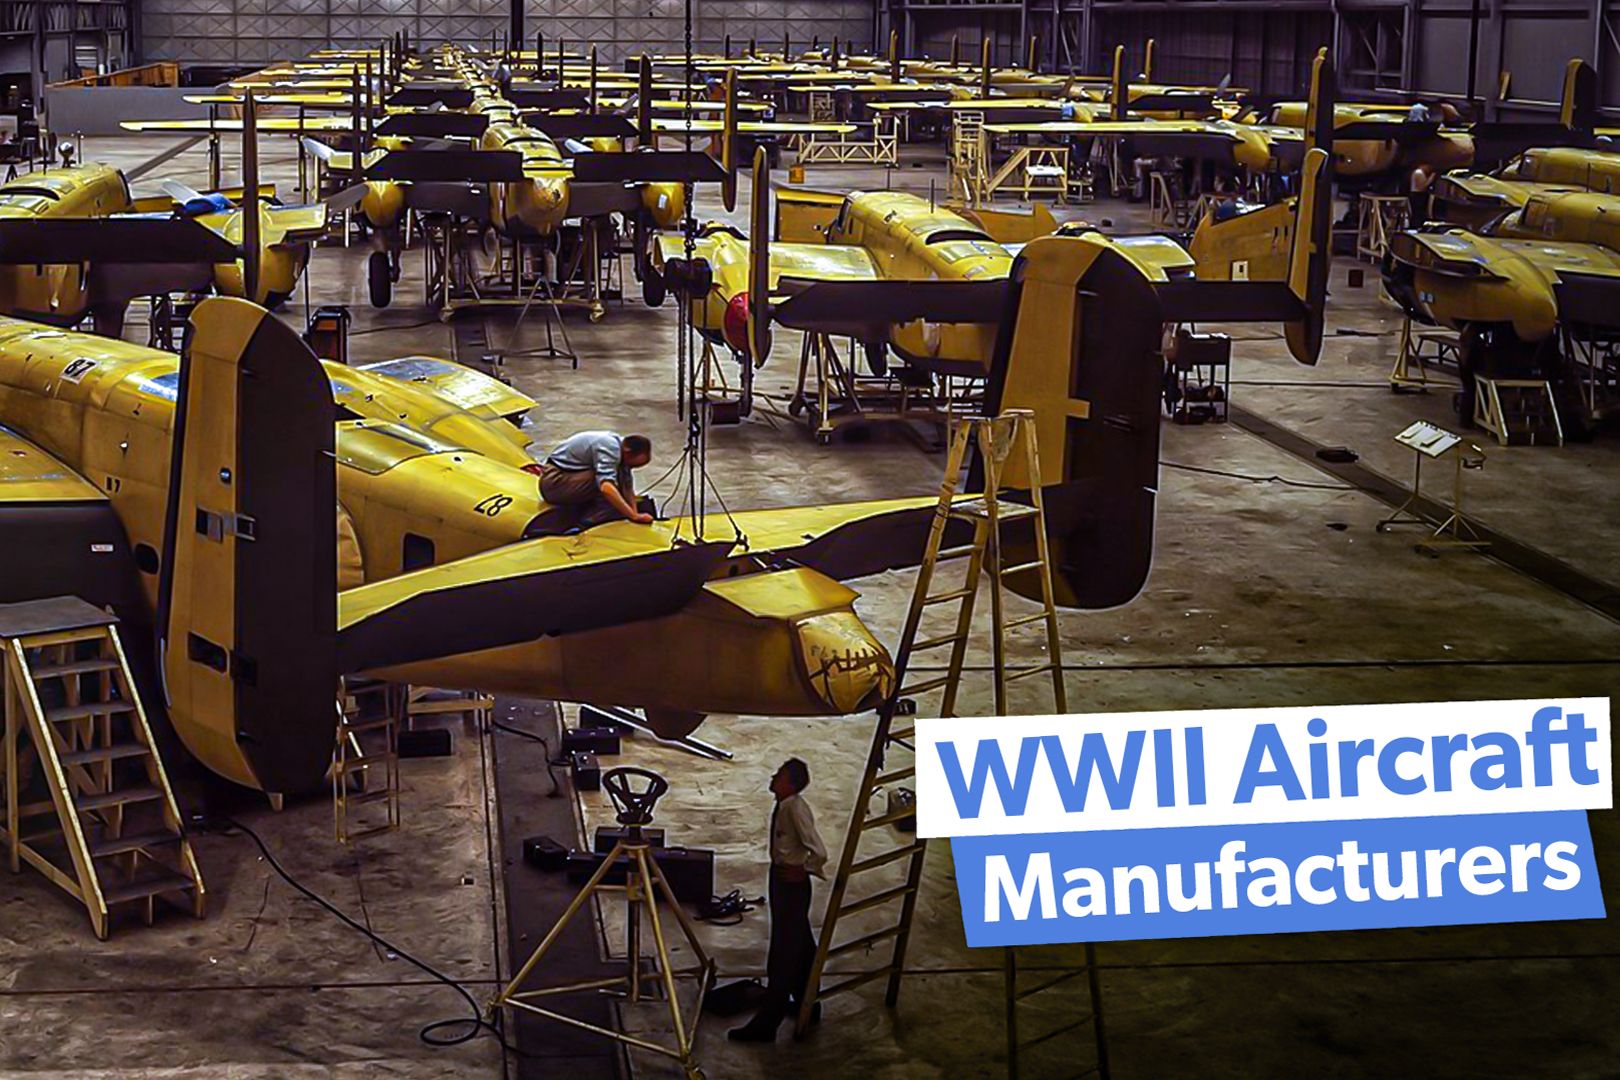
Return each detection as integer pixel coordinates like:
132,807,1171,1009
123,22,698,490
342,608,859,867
816,430,833,446
788,396,805,418
643,266,667,307
368,250,393,308
589,303,605,323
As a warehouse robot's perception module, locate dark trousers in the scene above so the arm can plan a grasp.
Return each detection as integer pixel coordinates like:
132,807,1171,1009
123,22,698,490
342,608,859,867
538,462,635,528
757,866,816,1025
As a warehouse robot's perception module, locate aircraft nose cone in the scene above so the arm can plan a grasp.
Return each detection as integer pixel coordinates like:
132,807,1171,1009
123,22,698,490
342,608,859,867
795,612,895,714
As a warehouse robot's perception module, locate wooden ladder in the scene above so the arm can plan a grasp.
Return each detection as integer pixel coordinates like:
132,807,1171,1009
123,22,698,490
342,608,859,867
793,410,1068,1039
333,678,402,844
0,597,205,939
1005,944,1109,1079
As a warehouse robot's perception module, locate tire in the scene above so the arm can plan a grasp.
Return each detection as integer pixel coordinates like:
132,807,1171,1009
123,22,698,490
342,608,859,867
643,266,667,308
368,250,393,309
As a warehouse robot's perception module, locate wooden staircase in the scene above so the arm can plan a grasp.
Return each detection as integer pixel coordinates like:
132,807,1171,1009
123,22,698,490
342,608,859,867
0,597,205,939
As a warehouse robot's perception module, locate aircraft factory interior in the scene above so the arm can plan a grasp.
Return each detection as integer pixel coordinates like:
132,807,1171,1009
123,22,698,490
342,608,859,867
1,1,1617,1077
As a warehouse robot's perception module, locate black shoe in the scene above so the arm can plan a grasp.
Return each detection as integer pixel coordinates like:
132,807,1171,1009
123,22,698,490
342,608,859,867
729,1019,780,1043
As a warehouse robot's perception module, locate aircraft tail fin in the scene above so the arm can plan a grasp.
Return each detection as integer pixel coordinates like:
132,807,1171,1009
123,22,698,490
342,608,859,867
721,69,739,212
157,298,337,794
241,91,262,304
1560,57,1597,131
1111,44,1127,121
638,55,654,145
982,235,1163,610
1284,52,1336,365
1143,38,1155,83
1283,145,1332,365
747,146,773,363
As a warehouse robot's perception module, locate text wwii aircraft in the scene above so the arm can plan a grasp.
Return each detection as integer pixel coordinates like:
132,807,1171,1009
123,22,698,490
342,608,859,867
0,155,1329,793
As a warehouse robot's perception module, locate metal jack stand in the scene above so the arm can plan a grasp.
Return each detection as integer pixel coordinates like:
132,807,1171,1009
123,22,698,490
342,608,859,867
493,767,714,1080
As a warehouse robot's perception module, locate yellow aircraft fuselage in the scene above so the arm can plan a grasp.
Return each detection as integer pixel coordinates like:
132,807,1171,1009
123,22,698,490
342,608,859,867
826,191,1011,366
0,165,131,324
0,164,319,318
0,320,892,787
1387,188,1620,341
1269,101,1474,178
454,76,685,235
201,198,311,307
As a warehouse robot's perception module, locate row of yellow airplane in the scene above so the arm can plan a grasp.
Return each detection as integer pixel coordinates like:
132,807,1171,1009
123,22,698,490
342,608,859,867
131,41,849,309
643,49,1339,429
0,45,1336,796
0,111,360,332
1384,134,1620,429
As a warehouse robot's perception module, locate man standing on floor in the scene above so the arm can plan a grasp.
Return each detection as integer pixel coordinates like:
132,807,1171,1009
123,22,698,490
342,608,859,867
536,430,654,528
731,757,829,1042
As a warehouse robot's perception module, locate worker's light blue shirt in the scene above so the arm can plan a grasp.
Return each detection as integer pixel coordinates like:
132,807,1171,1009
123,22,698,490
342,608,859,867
546,430,623,484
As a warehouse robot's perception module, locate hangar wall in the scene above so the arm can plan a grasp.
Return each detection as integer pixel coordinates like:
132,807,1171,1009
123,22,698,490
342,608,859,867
136,0,875,67
885,0,1620,117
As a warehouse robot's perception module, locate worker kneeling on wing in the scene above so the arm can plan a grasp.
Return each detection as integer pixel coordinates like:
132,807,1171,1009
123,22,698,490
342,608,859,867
536,431,654,528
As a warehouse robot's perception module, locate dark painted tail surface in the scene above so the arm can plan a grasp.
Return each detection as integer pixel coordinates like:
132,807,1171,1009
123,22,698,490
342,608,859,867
159,298,337,793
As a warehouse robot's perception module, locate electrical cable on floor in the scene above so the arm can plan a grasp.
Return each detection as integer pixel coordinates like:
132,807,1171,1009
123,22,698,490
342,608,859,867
490,718,566,797
203,816,529,1058
1159,459,1367,493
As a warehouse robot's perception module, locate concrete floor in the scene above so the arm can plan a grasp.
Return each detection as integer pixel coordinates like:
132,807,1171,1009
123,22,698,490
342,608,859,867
1,134,1617,1079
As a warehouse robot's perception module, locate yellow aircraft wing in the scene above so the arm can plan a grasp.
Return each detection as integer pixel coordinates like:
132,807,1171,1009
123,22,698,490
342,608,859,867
1434,174,1580,213
0,428,106,503
336,529,736,672
1397,230,1620,280
185,92,355,106
263,202,331,244
226,78,357,91
661,495,1027,586
983,118,1294,172
356,356,537,424
121,116,357,133
650,118,859,136
868,98,1067,114
653,232,878,285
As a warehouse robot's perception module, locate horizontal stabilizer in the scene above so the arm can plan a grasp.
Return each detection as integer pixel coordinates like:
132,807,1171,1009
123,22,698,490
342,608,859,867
771,278,1012,338
1471,123,1597,170
525,113,639,140
364,149,529,182
336,537,733,673
569,150,725,183
1332,119,1439,144
1118,130,1246,165
506,87,592,110
1127,92,1215,115
376,111,489,139
1154,280,1303,323
387,84,474,108
1554,271,1620,329
0,218,238,264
